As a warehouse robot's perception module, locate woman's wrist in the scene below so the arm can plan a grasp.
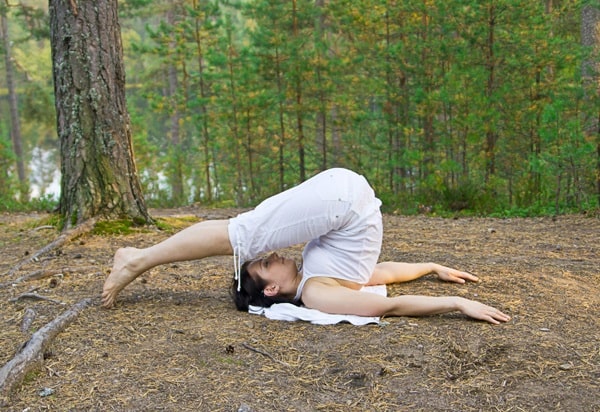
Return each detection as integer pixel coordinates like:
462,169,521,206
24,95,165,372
452,296,466,312
428,262,441,274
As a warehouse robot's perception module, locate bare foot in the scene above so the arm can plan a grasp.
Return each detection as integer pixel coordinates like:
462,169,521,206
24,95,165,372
102,247,146,308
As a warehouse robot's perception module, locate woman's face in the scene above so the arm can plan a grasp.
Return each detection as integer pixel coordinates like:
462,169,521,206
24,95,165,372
247,252,297,286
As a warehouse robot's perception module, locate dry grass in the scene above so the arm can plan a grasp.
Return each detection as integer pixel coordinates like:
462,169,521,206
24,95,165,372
0,209,598,411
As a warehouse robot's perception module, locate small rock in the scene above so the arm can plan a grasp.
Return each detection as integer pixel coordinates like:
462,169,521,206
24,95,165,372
238,404,251,412
38,387,54,397
559,363,573,371
487,228,496,234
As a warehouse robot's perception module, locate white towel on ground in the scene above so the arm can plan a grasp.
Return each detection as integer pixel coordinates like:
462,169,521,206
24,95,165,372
248,285,387,325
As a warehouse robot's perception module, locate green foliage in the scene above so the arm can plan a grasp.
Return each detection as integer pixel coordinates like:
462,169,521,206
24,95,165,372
441,181,486,213
27,194,59,212
0,192,58,213
4,0,599,217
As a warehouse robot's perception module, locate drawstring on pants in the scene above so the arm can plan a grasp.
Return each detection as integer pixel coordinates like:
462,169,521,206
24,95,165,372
233,241,242,292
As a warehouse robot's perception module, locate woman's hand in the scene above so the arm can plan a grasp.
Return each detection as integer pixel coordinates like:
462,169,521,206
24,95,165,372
433,264,480,284
456,297,511,324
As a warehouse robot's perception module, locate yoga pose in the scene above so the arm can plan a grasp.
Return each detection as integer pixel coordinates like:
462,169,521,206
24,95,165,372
102,168,510,324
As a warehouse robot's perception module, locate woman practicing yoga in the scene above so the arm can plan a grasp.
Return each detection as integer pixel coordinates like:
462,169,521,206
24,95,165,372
102,168,510,324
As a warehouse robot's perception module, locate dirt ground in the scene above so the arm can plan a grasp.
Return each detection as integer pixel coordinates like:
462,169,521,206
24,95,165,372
0,207,598,412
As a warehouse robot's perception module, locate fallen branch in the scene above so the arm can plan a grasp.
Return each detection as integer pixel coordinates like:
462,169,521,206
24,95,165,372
29,225,56,233
9,293,66,305
5,219,96,278
0,298,92,400
241,342,290,367
20,308,37,333
1,266,100,288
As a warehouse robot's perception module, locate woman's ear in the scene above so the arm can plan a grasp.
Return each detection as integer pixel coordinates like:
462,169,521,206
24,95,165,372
263,284,279,297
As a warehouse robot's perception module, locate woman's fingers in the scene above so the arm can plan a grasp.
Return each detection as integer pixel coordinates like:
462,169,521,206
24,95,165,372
459,299,511,324
438,267,479,283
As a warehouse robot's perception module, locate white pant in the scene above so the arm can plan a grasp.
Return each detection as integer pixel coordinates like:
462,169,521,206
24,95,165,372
228,168,382,285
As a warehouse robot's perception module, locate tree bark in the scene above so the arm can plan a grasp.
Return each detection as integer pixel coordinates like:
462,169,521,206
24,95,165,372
49,0,152,228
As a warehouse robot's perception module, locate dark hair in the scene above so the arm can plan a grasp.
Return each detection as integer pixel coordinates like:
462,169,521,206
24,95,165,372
230,260,299,311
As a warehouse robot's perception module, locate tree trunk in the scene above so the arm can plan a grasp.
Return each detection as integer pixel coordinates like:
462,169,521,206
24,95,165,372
49,0,152,228
274,46,286,192
292,0,306,182
166,9,184,205
225,26,243,205
315,0,327,170
193,0,213,203
581,4,600,207
167,61,184,204
1,12,28,201
384,7,402,194
484,4,498,183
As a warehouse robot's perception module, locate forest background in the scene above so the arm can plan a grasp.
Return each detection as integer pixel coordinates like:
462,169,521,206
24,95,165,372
1,0,599,217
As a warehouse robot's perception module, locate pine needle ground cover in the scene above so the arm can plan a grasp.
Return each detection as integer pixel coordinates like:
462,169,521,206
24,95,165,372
1,209,598,411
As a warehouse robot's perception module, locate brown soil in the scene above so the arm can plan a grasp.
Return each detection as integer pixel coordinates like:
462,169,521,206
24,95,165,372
0,208,599,412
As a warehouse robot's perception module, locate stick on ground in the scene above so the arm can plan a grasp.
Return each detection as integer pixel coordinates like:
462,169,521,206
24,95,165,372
1,266,100,288
0,298,92,402
5,219,96,278
9,293,66,305
241,342,290,367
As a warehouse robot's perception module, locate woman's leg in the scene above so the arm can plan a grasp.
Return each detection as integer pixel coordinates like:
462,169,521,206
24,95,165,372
102,219,232,308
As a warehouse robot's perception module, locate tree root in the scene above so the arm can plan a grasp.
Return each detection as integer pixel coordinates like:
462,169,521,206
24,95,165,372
0,298,92,402
5,219,97,279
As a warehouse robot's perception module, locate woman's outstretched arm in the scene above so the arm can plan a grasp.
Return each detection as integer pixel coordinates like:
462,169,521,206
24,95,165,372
368,262,479,285
102,219,232,308
301,279,510,324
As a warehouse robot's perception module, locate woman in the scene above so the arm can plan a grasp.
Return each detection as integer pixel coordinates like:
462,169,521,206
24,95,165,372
102,168,510,324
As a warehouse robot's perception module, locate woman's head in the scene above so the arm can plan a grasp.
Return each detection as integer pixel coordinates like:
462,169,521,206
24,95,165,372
230,253,300,311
